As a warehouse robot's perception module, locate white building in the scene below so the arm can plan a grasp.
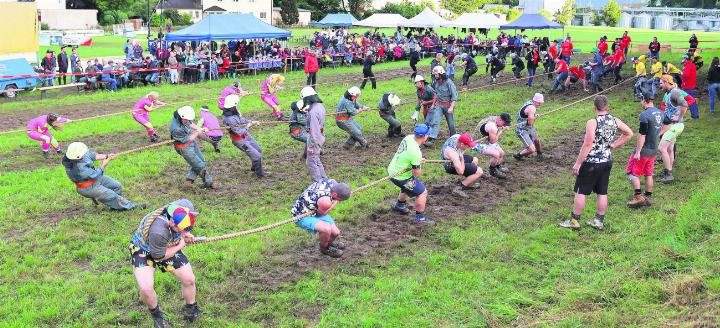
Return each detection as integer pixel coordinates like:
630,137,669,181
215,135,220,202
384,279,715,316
272,7,312,26
202,0,274,24
519,0,564,15
31,0,99,30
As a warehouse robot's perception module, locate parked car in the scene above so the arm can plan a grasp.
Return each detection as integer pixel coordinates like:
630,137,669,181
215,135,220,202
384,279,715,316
0,58,41,98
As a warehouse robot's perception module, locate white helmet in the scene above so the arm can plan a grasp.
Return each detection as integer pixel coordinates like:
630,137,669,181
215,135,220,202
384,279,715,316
347,86,362,97
388,94,401,106
295,99,307,112
366,50,373,57
300,86,316,98
224,94,240,109
461,53,468,60
432,65,445,75
177,106,196,120
414,75,425,83
66,142,88,160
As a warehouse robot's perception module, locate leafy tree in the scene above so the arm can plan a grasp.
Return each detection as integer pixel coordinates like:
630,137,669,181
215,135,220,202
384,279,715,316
554,0,575,25
298,0,344,21
602,0,621,27
537,9,553,20
343,0,371,15
380,0,424,18
162,9,183,25
179,13,192,25
508,8,520,21
280,0,300,25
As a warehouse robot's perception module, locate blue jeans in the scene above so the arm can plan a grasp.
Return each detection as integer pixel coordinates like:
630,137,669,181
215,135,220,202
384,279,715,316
527,67,536,86
76,175,136,210
564,56,571,64
709,83,720,113
650,51,659,60
145,73,159,84
102,77,117,91
426,105,455,139
176,141,212,186
684,88,700,118
591,70,602,91
551,71,569,91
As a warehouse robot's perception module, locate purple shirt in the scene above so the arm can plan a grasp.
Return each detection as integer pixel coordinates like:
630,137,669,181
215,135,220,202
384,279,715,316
26,114,67,133
133,97,155,113
217,85,237,109
199,110,223,137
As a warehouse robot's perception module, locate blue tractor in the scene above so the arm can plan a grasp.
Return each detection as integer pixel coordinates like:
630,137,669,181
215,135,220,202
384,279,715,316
0,58,41,98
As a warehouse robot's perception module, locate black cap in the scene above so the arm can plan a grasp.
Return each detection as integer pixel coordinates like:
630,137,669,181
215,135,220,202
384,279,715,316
500,113,512,125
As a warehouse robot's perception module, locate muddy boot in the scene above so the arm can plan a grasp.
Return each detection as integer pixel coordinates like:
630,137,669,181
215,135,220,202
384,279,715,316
43,150,51,159
342,138,355,150
490,166,507,179
180,179,193,190
660,171,674,184
513,153,525,161
331,240,346,250
250,160,259,172
391,200,410,215
150,306,171,328
150,134,160,143
387,126,395,138
254,160,270,177
358,138,370,149
413,213,434,225
452,185,469,198
422,138,434,147
320,245,343,258
182,303,203,322
536,152,547,159
585,218,605,230
212,142,220,153
497,164,510,173
91,198,101,208
394,126,403,137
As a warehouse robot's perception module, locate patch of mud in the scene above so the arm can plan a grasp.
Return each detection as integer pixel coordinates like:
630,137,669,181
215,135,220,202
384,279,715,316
668,295,720,328
2,206,89,240
202,132,583,322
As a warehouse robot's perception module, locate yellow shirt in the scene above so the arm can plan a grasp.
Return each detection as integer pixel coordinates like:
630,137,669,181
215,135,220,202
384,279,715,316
635,63,647,77
651,62,663,78
638,54,647,63
665,63,681,75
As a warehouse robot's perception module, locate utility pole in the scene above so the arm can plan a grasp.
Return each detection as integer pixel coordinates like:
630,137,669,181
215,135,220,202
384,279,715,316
147,0,151,40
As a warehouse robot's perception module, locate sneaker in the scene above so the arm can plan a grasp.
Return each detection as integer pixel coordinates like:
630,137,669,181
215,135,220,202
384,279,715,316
627,194,648,208
660,173,674,184
413,214,435,225
452,186,469,198
513,153,525,161
331,240,346,250
422,140,434,147
150,134,160,143
319,245,343,258
643,195,653,206
152,313,171,328
586,218,605,230
536,153,547,159
182,303,203,322
391,201,410,215
558,218,581,230
497,165,510,173
490,167,507,179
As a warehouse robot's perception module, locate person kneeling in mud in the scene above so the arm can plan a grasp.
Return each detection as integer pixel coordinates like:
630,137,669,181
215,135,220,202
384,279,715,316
377,93,403,138
291,178,352,258
221,94,269,177
441,133,483,198
336,86,371,149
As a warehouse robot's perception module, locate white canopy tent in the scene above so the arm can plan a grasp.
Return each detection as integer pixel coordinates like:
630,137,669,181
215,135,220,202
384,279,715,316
443,13,504,29
354,13,409,28
400,7,449,28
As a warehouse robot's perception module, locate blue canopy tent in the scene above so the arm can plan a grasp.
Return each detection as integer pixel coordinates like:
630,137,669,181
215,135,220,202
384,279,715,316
310,13,358,27
500,14,564,30
166,13,291,41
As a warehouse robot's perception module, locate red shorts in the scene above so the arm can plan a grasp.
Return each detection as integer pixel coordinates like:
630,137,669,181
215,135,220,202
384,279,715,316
626,154,656,177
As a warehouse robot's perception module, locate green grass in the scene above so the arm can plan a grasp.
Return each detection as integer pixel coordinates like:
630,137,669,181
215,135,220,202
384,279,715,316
2,45,719,327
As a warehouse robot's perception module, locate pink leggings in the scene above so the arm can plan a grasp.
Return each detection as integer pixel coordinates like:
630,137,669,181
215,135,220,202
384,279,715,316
27,130,57,151
132,113,155,136
261,94,282,117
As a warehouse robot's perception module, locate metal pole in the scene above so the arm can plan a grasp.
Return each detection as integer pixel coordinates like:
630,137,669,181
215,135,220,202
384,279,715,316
147,0,151,40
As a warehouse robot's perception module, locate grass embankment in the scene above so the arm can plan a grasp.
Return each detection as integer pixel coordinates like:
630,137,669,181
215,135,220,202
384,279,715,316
1,50,718,326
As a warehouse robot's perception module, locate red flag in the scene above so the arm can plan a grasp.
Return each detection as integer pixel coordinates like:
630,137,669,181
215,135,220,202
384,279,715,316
79,38,93,47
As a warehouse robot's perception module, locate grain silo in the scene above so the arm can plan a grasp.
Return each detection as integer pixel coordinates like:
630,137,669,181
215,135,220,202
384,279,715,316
620,12,633,28
633,13,652,29
653,14,673,30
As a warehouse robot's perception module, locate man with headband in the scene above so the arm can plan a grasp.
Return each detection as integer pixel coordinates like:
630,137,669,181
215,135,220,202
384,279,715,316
129,199,202,327
291,179,352,258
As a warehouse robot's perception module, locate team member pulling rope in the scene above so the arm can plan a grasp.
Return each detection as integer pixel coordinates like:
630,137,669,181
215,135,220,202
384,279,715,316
441,133,483,198
336,86,371,150
222,94,270,177
290,178,352,258
129,199,202,327
131,91,167,143
474,113,512,179
170,106,216,190
389,124,432,224
514,93,546,160
26,113,71,159
303,87,328,181
377,92,403,138
260,74,286,120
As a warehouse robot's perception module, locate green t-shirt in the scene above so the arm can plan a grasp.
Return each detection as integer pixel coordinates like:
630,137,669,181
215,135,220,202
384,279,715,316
387,135,423,180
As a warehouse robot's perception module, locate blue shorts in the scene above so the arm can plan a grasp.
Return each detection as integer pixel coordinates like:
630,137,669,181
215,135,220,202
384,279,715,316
295,214,335,235
391,176,426,197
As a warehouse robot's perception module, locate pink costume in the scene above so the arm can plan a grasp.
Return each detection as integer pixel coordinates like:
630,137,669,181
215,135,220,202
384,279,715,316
260,77,282,118
131,97,156,136
217,85,237,110
26,114,67,151
199,110,223,138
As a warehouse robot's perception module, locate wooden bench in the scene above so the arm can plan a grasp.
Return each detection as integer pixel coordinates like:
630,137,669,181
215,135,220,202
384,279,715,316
37,83,87,99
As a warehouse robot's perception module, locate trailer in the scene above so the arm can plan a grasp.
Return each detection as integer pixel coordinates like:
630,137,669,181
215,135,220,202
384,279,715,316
0,58,41,98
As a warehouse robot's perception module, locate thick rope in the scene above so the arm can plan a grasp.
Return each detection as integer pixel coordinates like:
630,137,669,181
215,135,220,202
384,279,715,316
115,139,174,156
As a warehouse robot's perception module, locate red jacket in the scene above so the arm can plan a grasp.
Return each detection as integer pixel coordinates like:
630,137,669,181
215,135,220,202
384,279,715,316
682,60,697,90
561,41,573,56
556,60,568,73
304,53,319,73
549,46,558,59
598,41,608,55
620,35,631,50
